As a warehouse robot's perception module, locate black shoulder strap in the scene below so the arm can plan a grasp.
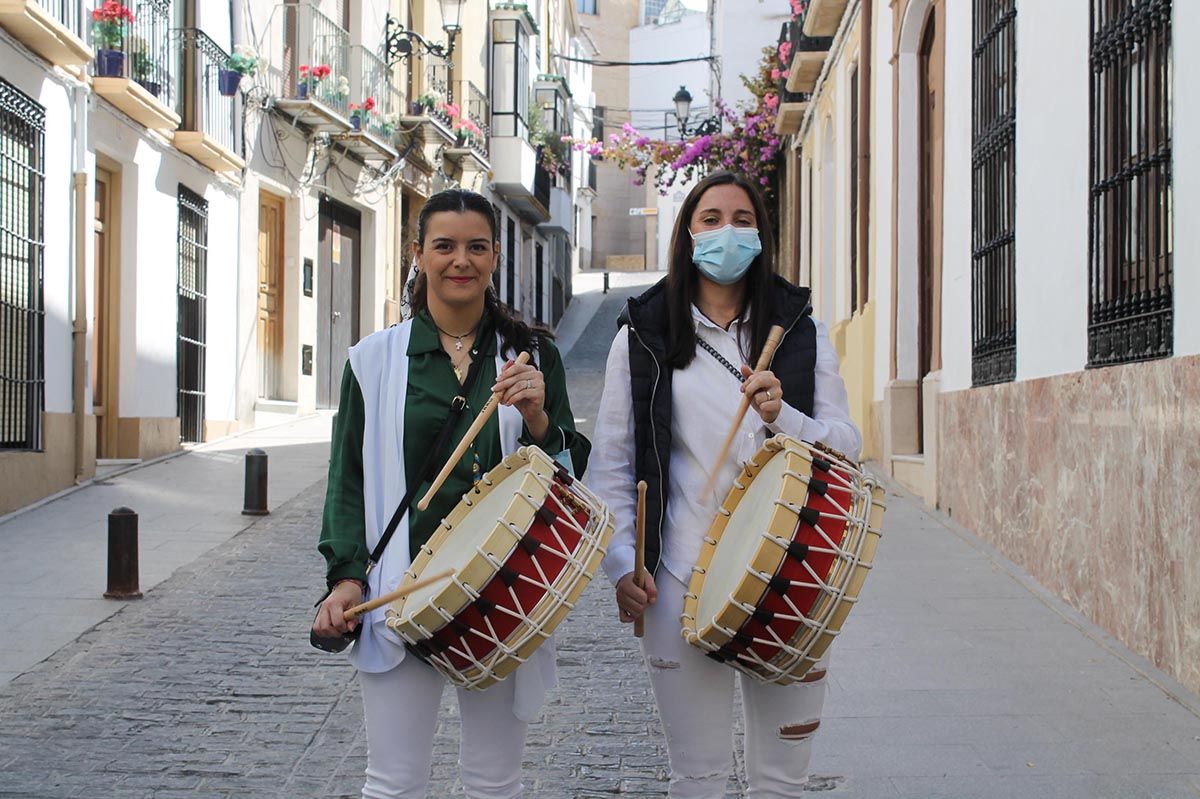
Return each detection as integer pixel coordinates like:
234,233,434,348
364,353,489,574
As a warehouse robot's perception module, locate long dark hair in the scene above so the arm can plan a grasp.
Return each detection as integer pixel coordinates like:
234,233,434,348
664,171,777,369
410,188,548,356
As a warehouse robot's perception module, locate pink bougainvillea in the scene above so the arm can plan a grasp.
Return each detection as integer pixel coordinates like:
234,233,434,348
563,46,787,205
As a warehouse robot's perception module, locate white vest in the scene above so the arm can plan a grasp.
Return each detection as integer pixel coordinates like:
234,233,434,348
345,320,557,721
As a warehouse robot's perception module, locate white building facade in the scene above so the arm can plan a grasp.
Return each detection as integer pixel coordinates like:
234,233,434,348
0,0,591,514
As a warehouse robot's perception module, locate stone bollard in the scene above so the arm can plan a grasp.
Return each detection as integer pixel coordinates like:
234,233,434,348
104,507,143,599
242,448,269,516
603,270,610,294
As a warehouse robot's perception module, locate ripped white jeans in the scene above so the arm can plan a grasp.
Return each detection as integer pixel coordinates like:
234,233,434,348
641,570,830,799
359,656,527,799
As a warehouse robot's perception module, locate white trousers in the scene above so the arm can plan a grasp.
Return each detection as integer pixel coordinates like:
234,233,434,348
642,570,830,799
359,656,528,799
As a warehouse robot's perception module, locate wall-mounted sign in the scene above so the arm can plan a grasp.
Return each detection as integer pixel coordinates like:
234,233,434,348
628,207,658,216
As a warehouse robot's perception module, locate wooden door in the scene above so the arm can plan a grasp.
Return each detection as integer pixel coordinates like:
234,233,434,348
92,168,119,458
917,2,945,450
257,192,285,399
317,196,361,408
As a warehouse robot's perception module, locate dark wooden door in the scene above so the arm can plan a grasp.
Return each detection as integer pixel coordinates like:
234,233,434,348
317,196,361,408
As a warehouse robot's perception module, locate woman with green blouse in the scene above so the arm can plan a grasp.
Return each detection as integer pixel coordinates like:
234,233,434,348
311,189,590,799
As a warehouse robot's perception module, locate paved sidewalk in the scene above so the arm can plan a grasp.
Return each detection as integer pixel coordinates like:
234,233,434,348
0,281,1197,797
0,412,334,685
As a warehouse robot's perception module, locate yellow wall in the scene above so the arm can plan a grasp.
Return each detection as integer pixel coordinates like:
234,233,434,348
830,300,878,461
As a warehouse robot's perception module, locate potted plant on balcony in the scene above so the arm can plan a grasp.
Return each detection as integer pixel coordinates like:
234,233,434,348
323,74,351,109
297,63,330,99
92,1,134,78
220,45,258,97
348,97,376,131
127,36,159,97
453,118,483,150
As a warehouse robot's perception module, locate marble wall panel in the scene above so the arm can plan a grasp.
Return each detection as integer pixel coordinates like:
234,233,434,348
938,355,1200,695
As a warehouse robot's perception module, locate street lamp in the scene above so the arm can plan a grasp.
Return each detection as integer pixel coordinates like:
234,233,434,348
385,0,465,66
672,85,721,138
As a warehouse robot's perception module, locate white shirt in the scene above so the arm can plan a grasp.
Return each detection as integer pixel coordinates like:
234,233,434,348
589,305,861,586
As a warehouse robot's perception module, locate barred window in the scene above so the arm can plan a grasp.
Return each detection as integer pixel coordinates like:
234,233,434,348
0,80,45,451
1089,0,1172,367
971,0,1016,386
177,186,208,444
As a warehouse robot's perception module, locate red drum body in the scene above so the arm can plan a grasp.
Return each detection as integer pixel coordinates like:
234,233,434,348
682,436,885,685
387,447,613,689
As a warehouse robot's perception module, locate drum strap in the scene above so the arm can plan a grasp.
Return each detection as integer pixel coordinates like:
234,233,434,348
365,353,490,575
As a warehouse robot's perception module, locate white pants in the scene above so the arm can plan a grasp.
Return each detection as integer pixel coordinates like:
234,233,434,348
643,570,830,799
359,656,528,799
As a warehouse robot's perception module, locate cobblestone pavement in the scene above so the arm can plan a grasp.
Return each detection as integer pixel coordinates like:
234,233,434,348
3,282,1199,798
0,285,695,799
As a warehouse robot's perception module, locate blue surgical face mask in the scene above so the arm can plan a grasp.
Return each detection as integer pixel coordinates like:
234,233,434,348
690,225,762,285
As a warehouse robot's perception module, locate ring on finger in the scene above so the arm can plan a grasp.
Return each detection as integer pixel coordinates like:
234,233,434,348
764,389,772,401
525,378,533,390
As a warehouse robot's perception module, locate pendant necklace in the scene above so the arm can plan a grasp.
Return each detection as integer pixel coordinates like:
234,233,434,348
434,321,475,353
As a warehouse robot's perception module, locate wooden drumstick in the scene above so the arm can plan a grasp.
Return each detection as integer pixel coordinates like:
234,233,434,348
702,325,786,500
341,568,455,621
634,480,648,638
417,351,532,512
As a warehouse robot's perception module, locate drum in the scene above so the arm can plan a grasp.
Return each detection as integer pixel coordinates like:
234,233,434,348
681,435,885,685
387,446,614,690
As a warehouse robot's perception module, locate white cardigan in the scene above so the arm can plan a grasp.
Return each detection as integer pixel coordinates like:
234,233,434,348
345,320,557,721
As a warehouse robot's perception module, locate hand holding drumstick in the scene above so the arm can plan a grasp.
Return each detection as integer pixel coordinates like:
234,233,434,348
701,324,786,500
616,481,656,630
418,352,533,512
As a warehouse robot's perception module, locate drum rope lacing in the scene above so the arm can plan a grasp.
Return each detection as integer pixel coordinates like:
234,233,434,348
391,455,611,689
680,438,884,684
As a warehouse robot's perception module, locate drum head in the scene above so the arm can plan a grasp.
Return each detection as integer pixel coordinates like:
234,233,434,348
397,463,531,616
695,444,790,628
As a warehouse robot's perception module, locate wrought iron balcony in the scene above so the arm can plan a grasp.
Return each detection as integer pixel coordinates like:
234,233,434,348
774,21,811,135
453,79,490,162
803,0,850,38
332,44,399,163
91,0,180,131
425,61,454,128
0,0,91,68
173,28,243,174
784,14,833,95
266,2,352,133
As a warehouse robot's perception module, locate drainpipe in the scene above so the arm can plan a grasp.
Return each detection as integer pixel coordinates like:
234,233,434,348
858,0,872,311
72,85,88,483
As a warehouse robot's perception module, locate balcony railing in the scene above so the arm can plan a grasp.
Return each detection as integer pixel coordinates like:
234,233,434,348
261,3,349,119
175,27,240,170
353,45,396,140
92,0,174,100
28,0,82,35
784,14,834,94
456,79,490,160
426,61,453,128
0,0,92,67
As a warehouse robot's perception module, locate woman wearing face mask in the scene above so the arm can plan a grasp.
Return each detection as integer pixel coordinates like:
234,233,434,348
588,171,860,796
313,188,590,798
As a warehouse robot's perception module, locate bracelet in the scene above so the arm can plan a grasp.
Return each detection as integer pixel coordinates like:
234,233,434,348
332,577,365,591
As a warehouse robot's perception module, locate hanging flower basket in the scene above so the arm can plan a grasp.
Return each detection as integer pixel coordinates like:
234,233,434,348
218,68,242,97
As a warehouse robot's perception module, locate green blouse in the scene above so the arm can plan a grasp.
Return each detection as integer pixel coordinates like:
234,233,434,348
318,310,591,588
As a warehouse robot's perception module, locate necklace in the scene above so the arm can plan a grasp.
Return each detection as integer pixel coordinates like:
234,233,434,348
433,321,477,352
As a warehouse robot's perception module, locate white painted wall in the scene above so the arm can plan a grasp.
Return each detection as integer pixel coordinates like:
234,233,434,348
712,0,789,111
1172,0,1200,357
628,11,710,138
871,0,893,403
0,40,80,415
1009,0,1090,382
938,0,973,393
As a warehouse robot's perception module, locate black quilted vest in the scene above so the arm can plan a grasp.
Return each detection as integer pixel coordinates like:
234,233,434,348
620,275,817,577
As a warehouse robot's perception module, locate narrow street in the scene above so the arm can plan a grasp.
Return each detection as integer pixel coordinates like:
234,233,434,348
0,279,1198,798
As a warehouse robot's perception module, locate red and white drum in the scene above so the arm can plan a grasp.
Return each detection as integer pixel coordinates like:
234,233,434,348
681,435,885,685
387,446,614,690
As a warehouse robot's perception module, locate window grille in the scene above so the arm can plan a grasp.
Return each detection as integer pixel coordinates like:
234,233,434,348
0,79,45,451
971,0,1017,385
177,186,208,443
1088,0,1173,367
